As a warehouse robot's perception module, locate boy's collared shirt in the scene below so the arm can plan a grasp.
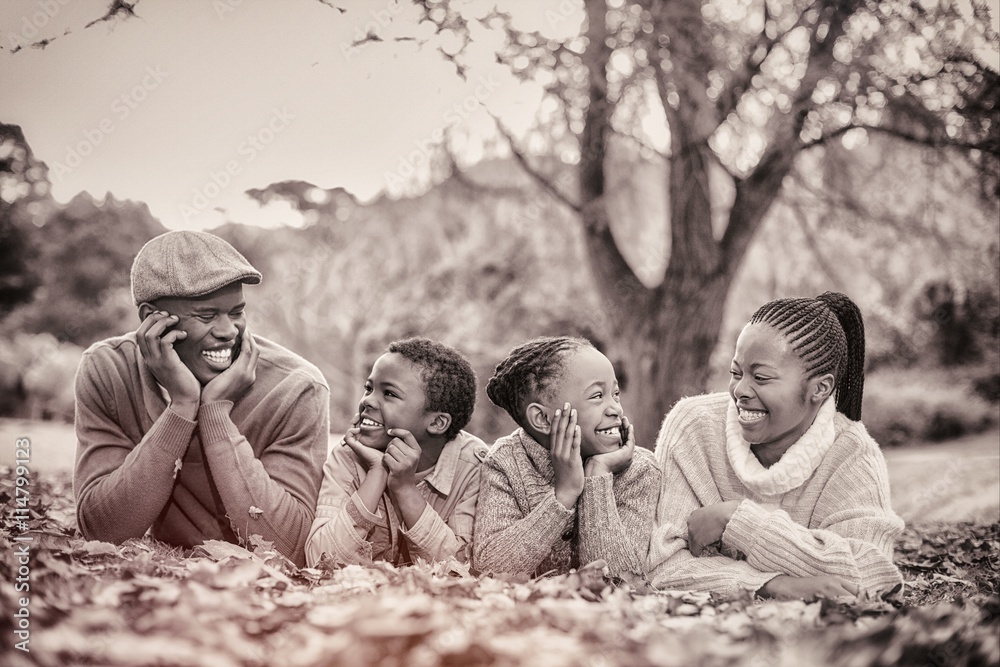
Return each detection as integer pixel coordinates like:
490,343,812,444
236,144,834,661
305,430,487,568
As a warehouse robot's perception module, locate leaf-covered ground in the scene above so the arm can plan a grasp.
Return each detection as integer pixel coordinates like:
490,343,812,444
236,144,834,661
1,469,997,667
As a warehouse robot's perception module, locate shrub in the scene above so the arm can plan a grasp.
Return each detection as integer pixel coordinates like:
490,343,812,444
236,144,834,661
0,333,83,422
863,366,998,447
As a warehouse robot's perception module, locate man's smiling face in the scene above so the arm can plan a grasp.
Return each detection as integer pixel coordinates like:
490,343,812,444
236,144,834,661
153,282,247,385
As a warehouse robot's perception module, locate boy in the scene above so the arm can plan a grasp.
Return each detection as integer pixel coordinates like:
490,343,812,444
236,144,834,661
305,338,486,567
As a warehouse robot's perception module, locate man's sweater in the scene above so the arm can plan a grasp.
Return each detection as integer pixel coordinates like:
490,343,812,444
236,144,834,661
473,428,661,579
73,332,330,566
647,392,904,598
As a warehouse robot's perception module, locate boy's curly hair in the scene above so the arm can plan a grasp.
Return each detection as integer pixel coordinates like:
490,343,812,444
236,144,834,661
486,336,593,430
387,337,477,441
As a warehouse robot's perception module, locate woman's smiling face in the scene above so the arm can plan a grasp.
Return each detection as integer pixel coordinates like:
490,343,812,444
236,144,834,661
728,323,826,458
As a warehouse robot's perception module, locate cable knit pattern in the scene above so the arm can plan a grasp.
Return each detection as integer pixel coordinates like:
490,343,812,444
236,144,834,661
648,393,904,599
725,398,836,496
473,428,660,579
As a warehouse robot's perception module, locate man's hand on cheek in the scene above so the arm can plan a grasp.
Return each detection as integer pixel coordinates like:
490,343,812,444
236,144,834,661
137,310,200,414
202,332,259,405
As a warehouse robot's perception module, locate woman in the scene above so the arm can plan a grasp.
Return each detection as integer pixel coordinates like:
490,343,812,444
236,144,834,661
647,292,904,600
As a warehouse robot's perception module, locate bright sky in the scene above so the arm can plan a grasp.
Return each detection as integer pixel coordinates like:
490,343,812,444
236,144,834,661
2,0,996,232
0,0,585,230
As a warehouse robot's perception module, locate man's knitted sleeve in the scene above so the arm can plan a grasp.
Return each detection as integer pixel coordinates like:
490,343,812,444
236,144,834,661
198,376,329,568
647,399,781,597
74,345,197,544
578,448,660,580
721,430,905,597
472,441,574,575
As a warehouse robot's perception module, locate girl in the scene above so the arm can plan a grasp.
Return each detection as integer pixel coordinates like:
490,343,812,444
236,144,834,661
473,337,661,580
648,292,905,600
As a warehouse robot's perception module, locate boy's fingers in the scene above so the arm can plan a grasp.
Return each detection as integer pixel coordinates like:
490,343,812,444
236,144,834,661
386,428,420,451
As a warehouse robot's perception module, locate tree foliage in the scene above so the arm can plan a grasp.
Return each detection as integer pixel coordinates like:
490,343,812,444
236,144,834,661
0,123,50,317
358,0,1000,441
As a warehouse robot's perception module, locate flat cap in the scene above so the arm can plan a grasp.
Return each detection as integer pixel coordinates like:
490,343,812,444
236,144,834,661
131,230,262,305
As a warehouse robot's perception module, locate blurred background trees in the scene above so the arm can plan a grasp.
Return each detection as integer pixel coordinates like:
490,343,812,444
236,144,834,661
381,0,1000,442
1,0,997,446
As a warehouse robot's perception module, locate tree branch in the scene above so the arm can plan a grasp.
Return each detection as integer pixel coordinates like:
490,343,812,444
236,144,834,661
718,2,813,121
7,0,142,54
491,114,582,213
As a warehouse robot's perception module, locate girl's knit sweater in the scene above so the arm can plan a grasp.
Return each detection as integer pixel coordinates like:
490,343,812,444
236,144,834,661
473,428,661,579
647,392,904,599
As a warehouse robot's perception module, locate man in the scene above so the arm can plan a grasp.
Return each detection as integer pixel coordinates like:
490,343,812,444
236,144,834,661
73,230,330,566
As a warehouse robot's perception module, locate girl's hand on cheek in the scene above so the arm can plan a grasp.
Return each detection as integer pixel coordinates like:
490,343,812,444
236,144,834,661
585,416,635,477
550,404,585,509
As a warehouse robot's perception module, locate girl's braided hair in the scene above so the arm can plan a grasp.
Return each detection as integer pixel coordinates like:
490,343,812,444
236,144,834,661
486,336,593,429
748,291,866,420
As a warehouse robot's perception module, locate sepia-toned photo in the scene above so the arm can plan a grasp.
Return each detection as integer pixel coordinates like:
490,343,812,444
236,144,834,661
1,1,998,665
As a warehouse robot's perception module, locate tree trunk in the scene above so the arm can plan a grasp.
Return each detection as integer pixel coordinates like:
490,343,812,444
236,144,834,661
570,0,853,445
611,273,733,448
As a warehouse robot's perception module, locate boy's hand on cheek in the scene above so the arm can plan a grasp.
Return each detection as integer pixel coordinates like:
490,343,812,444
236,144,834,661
550,404,585,509
383,428,421,492
343,426,385,472
585,416,635,477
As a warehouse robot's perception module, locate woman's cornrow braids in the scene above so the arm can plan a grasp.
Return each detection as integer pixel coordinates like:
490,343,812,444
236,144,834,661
749,291,866,421
486,337,592,429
